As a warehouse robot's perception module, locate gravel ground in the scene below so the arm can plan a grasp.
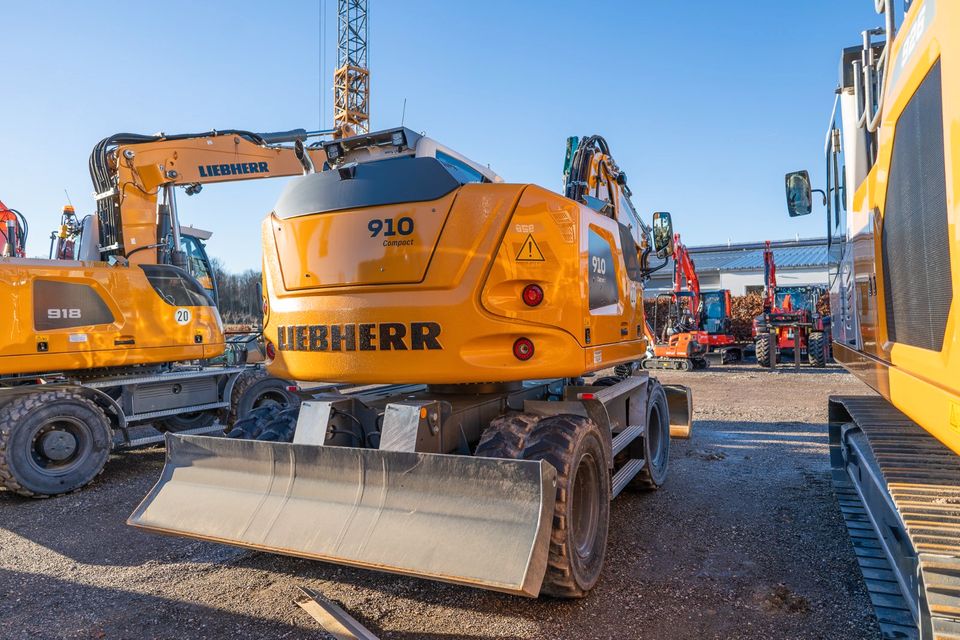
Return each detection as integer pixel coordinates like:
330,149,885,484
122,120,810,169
0,365,882,639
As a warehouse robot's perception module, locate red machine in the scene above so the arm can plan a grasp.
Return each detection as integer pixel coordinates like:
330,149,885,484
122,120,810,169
752,240,830,367
699,289,742,364
643,235,742,370
0,200,27,258
642,234,710,371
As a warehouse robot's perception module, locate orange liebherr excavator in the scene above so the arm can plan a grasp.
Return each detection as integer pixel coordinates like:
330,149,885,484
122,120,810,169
641,234,709,371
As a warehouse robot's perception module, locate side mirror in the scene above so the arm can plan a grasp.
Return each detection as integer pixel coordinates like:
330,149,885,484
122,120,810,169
652,211,674,257
785,170,813,217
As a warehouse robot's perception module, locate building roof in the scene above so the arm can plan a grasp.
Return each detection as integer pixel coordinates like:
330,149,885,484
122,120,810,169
671,237,828,272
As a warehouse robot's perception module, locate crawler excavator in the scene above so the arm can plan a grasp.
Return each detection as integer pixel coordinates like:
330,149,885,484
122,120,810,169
641,234,711,371
0,129,326,497
129,129,694,599
785,0,960,635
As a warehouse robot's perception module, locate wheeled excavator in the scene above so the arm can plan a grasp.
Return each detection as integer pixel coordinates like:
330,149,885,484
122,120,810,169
785,0,960,635
129,128,694,599
0,128,326,497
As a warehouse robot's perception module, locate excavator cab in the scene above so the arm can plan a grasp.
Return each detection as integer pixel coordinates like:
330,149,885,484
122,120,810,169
171,228,218,305
701,290,732,335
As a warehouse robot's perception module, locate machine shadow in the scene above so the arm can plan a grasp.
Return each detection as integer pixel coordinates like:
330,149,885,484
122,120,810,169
0,567,326,639
0,446,203,567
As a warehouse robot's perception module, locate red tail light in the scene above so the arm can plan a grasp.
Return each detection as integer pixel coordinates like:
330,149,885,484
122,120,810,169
265,340,276,360
522,284,544,307
513,337,534,361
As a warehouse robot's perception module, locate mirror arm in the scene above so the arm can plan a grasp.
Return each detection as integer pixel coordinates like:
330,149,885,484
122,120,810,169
642,254,671,278
812,188,827,206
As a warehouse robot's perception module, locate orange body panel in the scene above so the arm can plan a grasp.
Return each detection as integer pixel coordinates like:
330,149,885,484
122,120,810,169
263,184,649,384
0,258,224,376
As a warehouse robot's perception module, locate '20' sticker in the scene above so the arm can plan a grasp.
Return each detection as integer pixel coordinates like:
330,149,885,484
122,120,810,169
175,308,192,326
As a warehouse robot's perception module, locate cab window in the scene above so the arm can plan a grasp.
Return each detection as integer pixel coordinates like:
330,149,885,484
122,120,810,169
617,191,644,246
436,151,486,184
179,236,216,296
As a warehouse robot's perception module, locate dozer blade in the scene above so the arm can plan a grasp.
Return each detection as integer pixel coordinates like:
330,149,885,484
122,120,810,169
664,384,693,439
129,434,557,597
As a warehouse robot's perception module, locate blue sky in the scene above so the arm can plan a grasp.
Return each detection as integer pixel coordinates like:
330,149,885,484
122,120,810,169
1,1,888,272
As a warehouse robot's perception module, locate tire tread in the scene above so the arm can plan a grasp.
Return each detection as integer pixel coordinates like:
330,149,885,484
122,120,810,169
521,414,608,598
0,389,110,498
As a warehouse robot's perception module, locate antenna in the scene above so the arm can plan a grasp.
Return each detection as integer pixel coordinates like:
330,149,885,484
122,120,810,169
401,98,407,127
63,189,74,207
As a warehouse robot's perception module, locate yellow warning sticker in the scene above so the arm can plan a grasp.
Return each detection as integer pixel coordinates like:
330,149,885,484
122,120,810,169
516,234,545,262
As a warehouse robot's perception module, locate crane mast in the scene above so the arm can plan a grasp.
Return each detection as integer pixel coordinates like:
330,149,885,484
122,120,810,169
333,0,369,139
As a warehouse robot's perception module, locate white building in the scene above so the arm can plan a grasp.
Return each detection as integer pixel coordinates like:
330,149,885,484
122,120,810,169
647,237,829,296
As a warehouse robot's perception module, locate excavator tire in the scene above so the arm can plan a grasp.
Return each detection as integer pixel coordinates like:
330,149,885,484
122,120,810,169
218,368,299,429
522,414,610,598
154,410,217,433
808,332,827,368
225,404,287,440
0,390,112,498
474,413,541,458
254,407,301,442
755,334,772,368
630,379,671,490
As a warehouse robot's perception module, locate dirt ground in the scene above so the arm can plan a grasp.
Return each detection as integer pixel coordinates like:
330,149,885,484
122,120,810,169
0,365,883,640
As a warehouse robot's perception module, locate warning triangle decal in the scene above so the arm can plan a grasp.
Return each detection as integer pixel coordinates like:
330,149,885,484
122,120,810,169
515,234,545,262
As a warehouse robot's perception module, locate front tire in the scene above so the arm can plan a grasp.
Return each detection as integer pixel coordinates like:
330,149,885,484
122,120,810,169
755,333,772,368
631,380,671,489
522,414,610,598
0,390,112,497
808,331,827,367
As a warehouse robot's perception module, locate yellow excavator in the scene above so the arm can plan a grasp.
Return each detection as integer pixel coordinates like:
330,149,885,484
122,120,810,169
129,128,693,598
784,1,960,636
0,128,327,497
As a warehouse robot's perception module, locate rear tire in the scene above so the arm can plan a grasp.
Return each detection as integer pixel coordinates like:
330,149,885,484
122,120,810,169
219,369,299,429
522,414,610,598
0,390,112,497
254,407,301,442
755,334,772,368
808,332,827,367
226,404,286,440
475,413,540,458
